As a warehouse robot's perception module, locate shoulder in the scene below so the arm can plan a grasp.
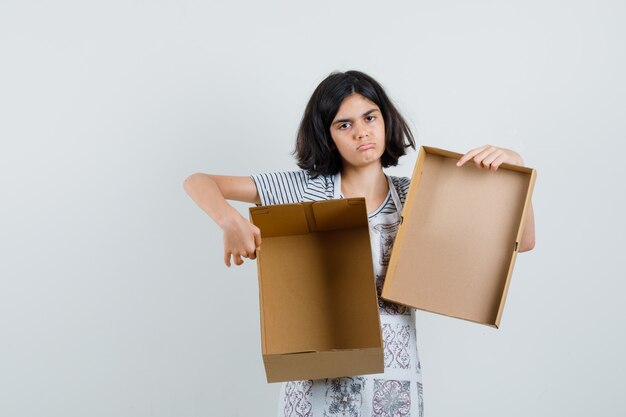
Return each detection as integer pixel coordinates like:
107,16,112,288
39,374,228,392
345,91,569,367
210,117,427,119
250,169,334,205
250,170,310,188
250,170,310,206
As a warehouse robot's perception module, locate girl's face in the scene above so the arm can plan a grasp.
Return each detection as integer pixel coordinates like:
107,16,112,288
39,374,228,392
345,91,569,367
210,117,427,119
329,93,386,170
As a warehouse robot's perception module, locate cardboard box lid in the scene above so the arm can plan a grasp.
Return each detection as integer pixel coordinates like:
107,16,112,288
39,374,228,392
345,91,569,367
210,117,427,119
250,197,384,382
382,146,536,328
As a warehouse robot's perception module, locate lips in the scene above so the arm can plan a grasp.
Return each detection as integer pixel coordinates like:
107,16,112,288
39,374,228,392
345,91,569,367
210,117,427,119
357,142,375,150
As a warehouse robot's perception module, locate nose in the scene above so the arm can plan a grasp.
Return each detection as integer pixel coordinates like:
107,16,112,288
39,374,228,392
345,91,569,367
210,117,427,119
353,120,369,139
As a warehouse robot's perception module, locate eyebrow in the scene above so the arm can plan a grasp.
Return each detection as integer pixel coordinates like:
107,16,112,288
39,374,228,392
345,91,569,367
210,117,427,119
332,108,379,125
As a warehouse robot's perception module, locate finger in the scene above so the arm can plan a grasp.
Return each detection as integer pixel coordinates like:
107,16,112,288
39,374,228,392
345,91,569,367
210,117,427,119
490,154,508,170
252,235,262,258
253,227,262,247
233,254,244,266
472,146,499,169
224,251,232,268
245,241,258,260
456,145,489,166
248,248,260,260
482,150,504,170
245,228,261,260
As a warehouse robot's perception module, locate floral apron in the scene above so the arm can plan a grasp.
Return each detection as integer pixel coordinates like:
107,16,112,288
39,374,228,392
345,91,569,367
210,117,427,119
278,173,424,417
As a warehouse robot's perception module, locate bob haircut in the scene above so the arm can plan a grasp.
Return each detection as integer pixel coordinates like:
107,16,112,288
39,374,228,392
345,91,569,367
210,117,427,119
293,70,416,178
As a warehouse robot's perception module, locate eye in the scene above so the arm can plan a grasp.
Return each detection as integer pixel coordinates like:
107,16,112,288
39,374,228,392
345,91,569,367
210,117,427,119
366,115,376,122
338,122,351,130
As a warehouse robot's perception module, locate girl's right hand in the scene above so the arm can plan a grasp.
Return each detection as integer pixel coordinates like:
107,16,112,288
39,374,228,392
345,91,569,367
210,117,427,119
219,209,262,267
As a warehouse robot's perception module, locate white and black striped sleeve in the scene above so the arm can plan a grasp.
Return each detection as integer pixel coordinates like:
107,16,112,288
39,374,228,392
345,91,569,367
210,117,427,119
250,170,310,206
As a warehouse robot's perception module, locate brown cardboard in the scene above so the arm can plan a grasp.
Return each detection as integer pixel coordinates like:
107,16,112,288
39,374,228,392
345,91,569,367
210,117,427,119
249,198,384,383
382,146,536,328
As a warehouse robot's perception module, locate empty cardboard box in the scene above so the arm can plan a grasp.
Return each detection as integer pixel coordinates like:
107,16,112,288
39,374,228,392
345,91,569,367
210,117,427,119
249,198,384,383
382,146,536,328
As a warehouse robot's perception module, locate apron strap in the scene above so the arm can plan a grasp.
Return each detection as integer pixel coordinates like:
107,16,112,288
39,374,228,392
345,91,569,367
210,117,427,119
332,172,341,200
386,174,403,214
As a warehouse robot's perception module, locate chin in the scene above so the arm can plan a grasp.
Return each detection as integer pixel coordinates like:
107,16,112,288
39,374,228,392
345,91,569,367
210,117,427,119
352,158,383,168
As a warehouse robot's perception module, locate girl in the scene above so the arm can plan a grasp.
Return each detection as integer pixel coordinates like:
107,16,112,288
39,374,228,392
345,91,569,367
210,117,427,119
184,70,535,417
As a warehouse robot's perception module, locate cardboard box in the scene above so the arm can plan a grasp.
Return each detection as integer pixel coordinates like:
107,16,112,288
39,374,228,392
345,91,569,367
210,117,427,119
382,146,536,328
249,198,384,383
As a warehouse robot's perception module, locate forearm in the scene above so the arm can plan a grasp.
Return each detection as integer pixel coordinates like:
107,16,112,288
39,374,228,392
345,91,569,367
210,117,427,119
518,200,535,252
183,173,239,229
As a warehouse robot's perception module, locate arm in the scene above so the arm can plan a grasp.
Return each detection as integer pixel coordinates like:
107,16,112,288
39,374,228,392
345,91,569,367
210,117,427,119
183,173,262,266
456,145,536,253
518,200,535,252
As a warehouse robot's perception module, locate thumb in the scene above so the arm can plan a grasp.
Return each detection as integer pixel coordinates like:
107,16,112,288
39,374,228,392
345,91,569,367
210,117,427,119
253,228,262,248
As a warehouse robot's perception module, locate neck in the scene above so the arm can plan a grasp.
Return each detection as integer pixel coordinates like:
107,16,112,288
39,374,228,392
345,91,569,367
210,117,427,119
340,162,387,198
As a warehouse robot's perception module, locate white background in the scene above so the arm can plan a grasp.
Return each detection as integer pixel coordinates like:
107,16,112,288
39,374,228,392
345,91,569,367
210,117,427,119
1,0,625,416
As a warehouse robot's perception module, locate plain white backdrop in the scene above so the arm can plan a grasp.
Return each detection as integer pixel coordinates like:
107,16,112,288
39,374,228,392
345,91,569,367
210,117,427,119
1,0,625,416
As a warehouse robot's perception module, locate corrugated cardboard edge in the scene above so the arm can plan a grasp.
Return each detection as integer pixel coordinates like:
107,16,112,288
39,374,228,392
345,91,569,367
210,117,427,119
383,147,426,307
384,145,536,328
494,165,537,328
259,254,268,354
249,209,269,357
366,210,384,357
263,347,384,383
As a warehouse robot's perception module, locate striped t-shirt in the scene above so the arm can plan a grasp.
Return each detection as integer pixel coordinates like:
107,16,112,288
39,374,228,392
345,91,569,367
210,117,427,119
250,170,411,219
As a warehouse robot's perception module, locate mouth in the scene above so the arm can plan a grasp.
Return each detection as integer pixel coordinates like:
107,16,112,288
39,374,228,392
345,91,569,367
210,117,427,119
357,142,375,150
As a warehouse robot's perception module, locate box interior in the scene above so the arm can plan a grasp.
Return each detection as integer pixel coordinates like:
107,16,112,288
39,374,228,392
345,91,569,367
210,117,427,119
253,199,381,355
383,148,534,326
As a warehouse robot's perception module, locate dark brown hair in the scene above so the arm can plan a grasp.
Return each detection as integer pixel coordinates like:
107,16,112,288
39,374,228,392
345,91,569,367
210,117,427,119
293,70,416,177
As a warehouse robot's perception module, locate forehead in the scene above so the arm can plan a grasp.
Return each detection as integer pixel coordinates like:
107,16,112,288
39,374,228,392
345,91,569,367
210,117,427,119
335,93,379,117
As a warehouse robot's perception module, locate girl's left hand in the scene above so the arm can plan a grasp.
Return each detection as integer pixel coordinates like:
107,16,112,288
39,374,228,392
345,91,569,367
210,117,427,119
456,145,524,171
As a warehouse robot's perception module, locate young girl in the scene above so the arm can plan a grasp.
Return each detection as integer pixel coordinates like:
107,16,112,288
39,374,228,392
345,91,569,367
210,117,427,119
184,70,535,417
